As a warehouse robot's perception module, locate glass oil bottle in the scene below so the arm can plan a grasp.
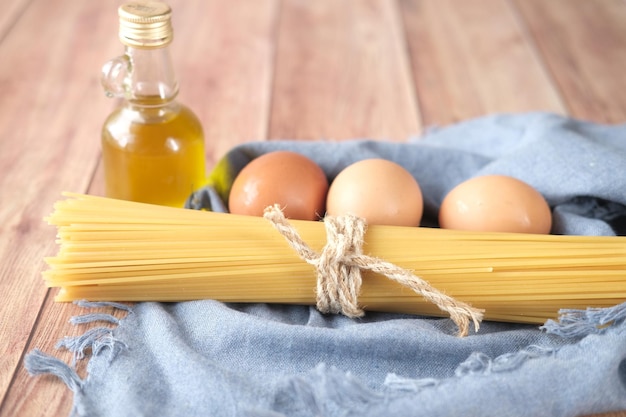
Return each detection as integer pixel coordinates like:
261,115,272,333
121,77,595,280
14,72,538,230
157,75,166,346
101,2,206,207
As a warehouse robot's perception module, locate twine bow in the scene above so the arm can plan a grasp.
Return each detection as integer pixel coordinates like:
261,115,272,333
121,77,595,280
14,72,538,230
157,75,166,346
263,205,484,337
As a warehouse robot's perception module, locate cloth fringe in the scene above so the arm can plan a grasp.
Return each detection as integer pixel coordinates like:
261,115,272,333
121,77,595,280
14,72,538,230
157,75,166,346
270,364,383,416
541,301,626,338
75,300,133,312
383,374,440,392
55,327,127,365
454,345,556,377
70,313,120,325
24,349,83,393
383,345,555,393
24,300,131,390
267,344,556,416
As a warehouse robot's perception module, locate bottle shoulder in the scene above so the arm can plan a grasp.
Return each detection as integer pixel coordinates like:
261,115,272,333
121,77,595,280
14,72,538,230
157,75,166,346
102,100,204,149
103,100,203,131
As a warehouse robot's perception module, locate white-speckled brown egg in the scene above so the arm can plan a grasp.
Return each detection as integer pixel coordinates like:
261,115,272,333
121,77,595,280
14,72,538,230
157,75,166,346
439,175,552,234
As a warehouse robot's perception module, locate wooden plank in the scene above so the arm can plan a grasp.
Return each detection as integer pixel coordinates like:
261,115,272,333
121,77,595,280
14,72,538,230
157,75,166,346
1,0,278,415
0,0,31,41
171,0,279,166
400,0,566,126
514,0,626,123
269,0,421,141
0,0,118,408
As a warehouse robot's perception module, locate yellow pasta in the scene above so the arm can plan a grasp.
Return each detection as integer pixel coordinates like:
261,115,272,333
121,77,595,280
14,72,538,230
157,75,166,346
43,193,626,324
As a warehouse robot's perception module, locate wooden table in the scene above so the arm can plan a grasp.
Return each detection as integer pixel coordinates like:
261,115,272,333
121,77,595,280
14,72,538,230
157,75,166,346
2,1,626,415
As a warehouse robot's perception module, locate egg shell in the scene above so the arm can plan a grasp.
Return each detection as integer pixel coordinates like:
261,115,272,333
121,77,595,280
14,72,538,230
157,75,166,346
228,151,329,220
326,158,423,226
438,175,552,234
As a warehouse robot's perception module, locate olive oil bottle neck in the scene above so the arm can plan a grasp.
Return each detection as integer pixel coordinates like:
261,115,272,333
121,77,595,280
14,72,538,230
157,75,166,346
102,45,179,106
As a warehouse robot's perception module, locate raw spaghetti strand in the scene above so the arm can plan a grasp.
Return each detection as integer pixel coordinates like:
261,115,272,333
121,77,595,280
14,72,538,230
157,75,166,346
263,204,484,336
42,193,626,326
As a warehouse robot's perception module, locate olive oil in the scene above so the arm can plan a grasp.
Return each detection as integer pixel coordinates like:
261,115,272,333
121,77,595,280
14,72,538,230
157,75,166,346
102,100,206,207
101,2,206,207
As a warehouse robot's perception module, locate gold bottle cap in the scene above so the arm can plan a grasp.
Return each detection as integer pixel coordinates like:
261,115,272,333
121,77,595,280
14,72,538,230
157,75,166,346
118,2,173,48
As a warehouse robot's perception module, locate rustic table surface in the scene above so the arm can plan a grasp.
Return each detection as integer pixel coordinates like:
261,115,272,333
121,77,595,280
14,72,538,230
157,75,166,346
2,0,626,415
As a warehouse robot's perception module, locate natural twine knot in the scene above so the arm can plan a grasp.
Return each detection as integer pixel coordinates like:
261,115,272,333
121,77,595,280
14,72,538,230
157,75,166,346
263,205,484,337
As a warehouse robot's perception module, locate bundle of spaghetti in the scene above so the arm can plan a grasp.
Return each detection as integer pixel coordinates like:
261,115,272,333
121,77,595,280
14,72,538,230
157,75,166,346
44,193,626,325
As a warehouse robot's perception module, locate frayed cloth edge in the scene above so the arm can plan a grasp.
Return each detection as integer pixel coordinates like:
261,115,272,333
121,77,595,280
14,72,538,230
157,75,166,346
269,338,625,417
454,345,556,378
268,364,385,416
55,326,128,365
24,301,131,391
269,341,558,415
383,344,557,394
24,349,83,392
541,301,626,338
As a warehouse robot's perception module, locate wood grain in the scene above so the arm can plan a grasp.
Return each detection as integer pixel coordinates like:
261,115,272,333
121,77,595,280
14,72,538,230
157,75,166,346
400,0,565,126
269,0,421,141
0,0,30,42
0,0,117,406
169,0,279,166
1,0,626,416
514,0,626,122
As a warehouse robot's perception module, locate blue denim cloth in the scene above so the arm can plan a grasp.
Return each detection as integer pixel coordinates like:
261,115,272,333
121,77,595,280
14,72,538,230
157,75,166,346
27,113,626,416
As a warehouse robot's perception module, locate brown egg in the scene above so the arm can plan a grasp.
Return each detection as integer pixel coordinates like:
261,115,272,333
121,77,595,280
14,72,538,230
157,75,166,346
326,158,423,226
228,151,329,220
439,175,552,234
